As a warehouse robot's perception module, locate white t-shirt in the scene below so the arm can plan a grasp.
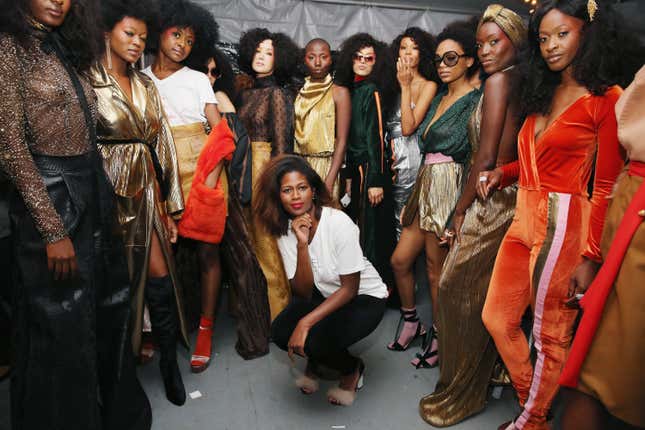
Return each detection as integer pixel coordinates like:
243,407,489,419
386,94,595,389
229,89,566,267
277,207,388,299
142,66,217,126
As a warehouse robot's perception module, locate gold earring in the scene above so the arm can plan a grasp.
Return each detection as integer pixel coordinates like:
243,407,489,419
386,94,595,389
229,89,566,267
105,37,113,70
587,0,598,22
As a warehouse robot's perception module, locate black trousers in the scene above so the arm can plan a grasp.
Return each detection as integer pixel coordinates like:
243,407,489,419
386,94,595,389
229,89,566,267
272,289,386,375
345,162,396,289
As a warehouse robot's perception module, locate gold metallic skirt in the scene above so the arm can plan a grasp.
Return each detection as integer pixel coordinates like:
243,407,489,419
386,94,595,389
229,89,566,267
299,151,340,202
402,162,464,237
172,122,208,201
419,184,517,427
247,141,291,321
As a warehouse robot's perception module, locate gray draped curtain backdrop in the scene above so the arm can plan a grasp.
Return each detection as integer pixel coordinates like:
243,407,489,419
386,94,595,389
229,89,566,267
193,0,529,48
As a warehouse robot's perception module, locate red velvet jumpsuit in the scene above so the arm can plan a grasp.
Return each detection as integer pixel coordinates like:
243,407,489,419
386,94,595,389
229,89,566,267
482,86,625,430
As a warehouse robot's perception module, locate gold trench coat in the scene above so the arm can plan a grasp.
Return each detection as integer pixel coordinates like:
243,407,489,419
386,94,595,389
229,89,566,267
89,63,189,355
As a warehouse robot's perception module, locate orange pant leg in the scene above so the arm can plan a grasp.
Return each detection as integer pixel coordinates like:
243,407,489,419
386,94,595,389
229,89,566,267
483,190,535,407
515,192,585,430
485,190,586,430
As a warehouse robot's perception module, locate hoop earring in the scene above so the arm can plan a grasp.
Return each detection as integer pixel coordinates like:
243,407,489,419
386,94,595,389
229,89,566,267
105,37,113,70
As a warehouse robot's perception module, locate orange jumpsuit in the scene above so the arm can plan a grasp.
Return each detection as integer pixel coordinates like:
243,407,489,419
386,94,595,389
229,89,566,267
482,86,624,430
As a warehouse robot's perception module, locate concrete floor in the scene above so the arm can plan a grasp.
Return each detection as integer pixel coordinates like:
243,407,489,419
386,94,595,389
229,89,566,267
0,284,518,430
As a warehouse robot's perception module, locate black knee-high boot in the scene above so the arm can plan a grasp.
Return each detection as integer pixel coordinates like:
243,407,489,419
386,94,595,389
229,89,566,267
145,276,186,406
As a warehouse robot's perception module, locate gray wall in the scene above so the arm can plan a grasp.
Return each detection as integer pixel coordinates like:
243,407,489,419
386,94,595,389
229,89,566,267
194,0,497,48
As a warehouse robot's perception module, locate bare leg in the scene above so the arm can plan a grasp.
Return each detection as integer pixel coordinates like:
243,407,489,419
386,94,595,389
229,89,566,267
388,214,427,350
148,231,169,278
390,214,425,309
197,242,222,319
191,241,222,373
424,231,448,329
408,231,448,368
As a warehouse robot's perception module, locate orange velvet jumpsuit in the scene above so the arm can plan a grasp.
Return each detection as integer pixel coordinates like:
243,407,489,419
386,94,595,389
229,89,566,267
482,86,624,430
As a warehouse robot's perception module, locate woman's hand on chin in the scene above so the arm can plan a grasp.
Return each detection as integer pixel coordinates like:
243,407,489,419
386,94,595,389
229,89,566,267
292,213,313,245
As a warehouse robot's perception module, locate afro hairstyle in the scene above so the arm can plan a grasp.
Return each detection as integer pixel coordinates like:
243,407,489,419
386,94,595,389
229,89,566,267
335,32,397,118
237,28,301,87
436,19,480,78
101,0,159,39
147,0,219,73
391,27,439,83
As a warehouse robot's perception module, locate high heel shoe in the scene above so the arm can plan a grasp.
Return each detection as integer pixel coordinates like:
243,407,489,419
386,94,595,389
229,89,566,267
191,316,213,373
294,360,320,394
387,308,427,351
327,360,365,406
411,326,438,368
146,276,186,406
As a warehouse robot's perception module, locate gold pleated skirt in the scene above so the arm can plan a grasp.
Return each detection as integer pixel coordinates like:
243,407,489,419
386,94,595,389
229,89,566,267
419,184,517,427
172,122,208,201
402,162,464,237
300,152,340,202
248,141,291,321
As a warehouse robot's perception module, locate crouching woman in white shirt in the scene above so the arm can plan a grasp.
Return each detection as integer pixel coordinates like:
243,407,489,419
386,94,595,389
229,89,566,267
255,154,388,406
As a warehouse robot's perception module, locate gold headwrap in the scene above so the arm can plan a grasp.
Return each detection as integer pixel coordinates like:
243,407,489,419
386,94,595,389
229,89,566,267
478,4,527,49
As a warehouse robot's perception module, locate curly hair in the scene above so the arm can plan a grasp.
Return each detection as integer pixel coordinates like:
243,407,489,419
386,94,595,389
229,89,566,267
254,154,332,237
0,0,102,71
436,20,480,78
146,0,219,73
391,27,439,83
238,28,300,87
210,46,237,102
335,33,397,118
520,0,645,116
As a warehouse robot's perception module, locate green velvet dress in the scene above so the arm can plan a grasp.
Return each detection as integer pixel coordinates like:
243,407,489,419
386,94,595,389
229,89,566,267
345,80,395,288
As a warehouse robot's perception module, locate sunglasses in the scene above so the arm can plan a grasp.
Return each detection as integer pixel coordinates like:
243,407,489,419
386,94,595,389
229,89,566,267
208,67,220,78
353,53,376,64
433,51,467,67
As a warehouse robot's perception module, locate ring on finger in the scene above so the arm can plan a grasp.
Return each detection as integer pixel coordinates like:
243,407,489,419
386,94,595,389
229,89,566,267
479,175,487,182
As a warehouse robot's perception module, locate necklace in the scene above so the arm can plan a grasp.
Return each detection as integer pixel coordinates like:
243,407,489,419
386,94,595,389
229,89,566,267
27,16,52,32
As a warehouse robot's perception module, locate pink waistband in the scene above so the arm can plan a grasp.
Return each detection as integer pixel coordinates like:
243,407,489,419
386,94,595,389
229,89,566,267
424,152,454,165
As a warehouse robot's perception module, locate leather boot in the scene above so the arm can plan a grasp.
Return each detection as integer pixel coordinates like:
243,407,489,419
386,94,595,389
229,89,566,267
146,276,186,406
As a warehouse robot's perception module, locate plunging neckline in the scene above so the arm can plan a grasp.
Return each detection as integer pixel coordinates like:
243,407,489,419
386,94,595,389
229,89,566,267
422,88,476,139
533,92,592,142
427,89,475,129
108,68,146,128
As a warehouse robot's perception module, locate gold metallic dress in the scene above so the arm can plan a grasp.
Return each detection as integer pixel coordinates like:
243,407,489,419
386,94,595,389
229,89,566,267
90,63,189,354
238,76,294,320
420,96,517,427
294,75,339,200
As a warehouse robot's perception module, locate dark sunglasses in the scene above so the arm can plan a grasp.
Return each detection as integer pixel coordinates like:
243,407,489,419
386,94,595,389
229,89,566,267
433,51,467,67
208,67,220,78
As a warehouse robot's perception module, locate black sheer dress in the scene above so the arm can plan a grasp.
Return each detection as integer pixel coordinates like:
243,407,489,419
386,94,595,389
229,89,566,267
237,76,295,321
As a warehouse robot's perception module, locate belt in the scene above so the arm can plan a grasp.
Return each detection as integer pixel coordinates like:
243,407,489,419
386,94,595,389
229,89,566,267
97,138,168,200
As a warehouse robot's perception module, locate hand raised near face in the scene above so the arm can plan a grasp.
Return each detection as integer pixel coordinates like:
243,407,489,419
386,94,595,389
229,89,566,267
291,213,313,245
396,57,413,87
